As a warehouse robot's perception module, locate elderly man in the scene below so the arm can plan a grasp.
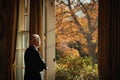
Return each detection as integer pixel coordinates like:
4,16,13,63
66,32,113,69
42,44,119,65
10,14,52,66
24,34,47,80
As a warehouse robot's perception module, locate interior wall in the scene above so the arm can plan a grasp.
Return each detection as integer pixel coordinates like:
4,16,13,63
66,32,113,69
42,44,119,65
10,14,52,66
0,0,10,80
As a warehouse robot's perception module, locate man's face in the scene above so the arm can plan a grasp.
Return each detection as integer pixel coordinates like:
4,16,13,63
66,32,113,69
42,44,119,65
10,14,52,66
38,37,41,47
35,36,41,48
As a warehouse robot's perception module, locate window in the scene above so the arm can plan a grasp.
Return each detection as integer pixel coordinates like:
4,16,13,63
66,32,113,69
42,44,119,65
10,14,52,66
55,0,98,79
15,0,30,80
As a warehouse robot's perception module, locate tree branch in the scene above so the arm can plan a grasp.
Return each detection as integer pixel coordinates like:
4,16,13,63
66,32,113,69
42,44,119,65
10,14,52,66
68,0,84,33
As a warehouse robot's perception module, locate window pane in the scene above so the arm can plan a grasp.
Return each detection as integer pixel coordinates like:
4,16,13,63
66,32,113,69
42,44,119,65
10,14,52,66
24,16,29,31
16,33,22,49
17,32,29,49
24,0,28,13
23,33,29,48
16,44,25,80
16,50,22,66
16,67,24,80
16,50,25,66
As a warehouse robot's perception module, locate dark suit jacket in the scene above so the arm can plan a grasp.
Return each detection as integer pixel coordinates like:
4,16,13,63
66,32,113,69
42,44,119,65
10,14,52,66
24,46,47,80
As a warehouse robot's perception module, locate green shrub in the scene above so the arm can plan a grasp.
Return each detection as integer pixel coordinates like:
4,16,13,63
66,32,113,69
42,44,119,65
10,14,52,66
55,55,99,80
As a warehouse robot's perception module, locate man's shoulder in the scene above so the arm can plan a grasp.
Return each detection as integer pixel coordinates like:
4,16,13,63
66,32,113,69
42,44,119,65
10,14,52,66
25,46,38,54
25,46,33,53
26,46,36,50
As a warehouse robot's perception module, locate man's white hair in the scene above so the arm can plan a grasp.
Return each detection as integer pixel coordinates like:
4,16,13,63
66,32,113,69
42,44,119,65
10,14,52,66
31,34,39,39
30,34,40,46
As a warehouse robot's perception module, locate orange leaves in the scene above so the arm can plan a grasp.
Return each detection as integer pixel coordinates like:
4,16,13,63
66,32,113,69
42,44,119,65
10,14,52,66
55,0,98,56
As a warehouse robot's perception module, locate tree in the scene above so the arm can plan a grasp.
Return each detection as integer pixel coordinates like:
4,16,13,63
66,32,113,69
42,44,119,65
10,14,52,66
55,0,98,63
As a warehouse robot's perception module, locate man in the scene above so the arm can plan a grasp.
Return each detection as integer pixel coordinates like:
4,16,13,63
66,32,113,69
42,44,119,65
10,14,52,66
24,34,47,80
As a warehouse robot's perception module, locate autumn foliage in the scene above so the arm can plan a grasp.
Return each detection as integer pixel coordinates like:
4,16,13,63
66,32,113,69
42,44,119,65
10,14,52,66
55,0,98,63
